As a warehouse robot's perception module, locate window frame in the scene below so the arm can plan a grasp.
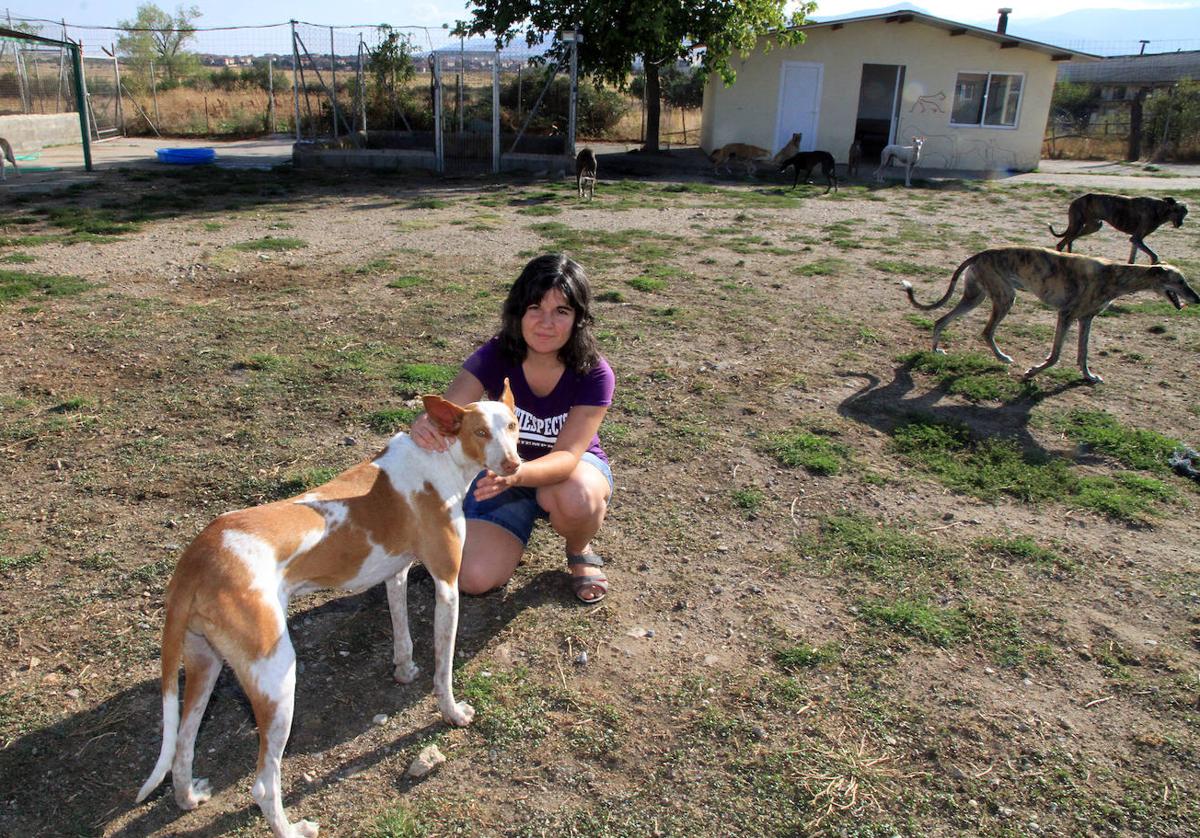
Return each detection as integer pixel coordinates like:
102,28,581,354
949,70,1025,130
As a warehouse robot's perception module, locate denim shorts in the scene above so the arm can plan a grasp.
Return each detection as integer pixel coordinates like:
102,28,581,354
463,452,613,546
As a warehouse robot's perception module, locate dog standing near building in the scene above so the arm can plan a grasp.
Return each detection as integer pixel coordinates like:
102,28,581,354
779,149,839,194
575,147,597,200
710,142,771,176
846,138,863,178
874,136,924,186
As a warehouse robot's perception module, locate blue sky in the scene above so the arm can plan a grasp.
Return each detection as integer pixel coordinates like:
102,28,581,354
16,0,1198,31
11,0,1200,54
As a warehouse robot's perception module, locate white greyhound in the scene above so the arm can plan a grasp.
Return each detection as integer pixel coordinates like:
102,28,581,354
874,136,924,187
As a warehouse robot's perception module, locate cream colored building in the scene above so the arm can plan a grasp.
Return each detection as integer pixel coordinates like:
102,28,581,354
701,10,1099,176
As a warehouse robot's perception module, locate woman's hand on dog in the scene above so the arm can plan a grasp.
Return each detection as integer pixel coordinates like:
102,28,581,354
472,468,522,501
411,413,451,452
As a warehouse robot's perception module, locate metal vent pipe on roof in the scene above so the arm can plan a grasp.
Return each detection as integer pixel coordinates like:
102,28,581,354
997,8,1012,34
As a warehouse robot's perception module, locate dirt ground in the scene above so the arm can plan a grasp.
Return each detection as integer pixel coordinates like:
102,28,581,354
0,161,1198,837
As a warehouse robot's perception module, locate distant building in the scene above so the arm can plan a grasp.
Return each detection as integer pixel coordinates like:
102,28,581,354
1057,50,1200,116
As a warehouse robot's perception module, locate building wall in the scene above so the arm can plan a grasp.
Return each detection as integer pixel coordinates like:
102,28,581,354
702,19,1061,172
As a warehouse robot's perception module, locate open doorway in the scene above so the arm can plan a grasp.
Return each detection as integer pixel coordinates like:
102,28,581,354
854,64,905,163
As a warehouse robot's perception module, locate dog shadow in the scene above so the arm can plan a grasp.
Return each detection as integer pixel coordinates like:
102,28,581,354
837,358,1087,455
0,568,567,837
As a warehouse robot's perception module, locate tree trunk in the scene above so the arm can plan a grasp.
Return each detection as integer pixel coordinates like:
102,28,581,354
643,62,661,152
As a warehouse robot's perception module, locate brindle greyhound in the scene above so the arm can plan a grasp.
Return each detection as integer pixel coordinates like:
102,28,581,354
1049,193,1188,264
903,246,1199,383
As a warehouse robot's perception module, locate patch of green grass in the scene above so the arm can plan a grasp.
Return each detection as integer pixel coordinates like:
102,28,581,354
0,252,35,264
394,362,457,395
857,597,972,647
366,407,420,434
764,429,847,475
354,258,395,275
792,257,847,276
0,548,47,573
201,221,223,231
364,804,428,838
596,289,624,303
458,667,554,747
795,514,957,587
49,397,88,413
517,204,562,216
1058,409,1180,472
408,197,450,210
0,269,93,303
387,275,426,289
774,642,838,671
626,275,667,292
235,353,286,372
229,236,307,252
45,207,139,236
731,487,765,515
892,417,1170,522
901,350,1022,402
977,536,1077,574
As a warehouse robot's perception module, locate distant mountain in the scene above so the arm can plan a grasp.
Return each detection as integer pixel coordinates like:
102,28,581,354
1002,8,1200,54
810,5,1200,56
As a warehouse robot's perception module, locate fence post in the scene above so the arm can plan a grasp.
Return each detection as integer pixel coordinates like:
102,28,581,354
69,42,93,171
493,44,500,174
291,21,301,141
268,57,275,133
433,54,443,173
357,35,366,134
111,43,124,135
150,60,160,125
566,29,580,161
330,27,339,140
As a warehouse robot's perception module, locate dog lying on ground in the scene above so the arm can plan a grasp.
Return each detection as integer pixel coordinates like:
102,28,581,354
779,150,838,194
874,136,924,186
575,147,597,200
710,142,771,176
0,138,18,181
136,385,521,837
1049,193,1188,264
847,139,863,178
771,132,803,165
902,246,1199,383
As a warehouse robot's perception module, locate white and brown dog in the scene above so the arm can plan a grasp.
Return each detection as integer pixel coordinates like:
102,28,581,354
136,384,521,837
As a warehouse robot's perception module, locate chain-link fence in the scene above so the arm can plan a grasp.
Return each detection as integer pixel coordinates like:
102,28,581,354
0,26,91,170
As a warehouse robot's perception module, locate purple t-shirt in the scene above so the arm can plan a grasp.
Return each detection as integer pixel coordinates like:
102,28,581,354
463,336,614,464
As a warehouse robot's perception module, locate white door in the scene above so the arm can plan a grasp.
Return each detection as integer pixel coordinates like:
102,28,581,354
775,62,823,154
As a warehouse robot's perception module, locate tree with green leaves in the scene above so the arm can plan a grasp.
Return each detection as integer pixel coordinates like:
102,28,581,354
117,3,202,83
460,0,813,151
367,24,418,130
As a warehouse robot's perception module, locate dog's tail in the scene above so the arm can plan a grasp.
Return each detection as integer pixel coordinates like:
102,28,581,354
135,583,190,803
902,253,977,311
1047,222,1068,238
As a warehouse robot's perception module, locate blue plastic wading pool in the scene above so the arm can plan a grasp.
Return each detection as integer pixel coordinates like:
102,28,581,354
156,147,216,164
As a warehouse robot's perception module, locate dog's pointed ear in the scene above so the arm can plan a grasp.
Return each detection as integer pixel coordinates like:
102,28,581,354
1164,197,1176,205
422,396,465,434
500,377,516,413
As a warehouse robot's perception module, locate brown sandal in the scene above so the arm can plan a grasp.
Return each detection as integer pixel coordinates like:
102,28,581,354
567,553,608,604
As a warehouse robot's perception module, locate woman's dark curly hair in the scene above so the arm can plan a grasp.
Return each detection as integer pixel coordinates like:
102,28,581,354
497,253,599,374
